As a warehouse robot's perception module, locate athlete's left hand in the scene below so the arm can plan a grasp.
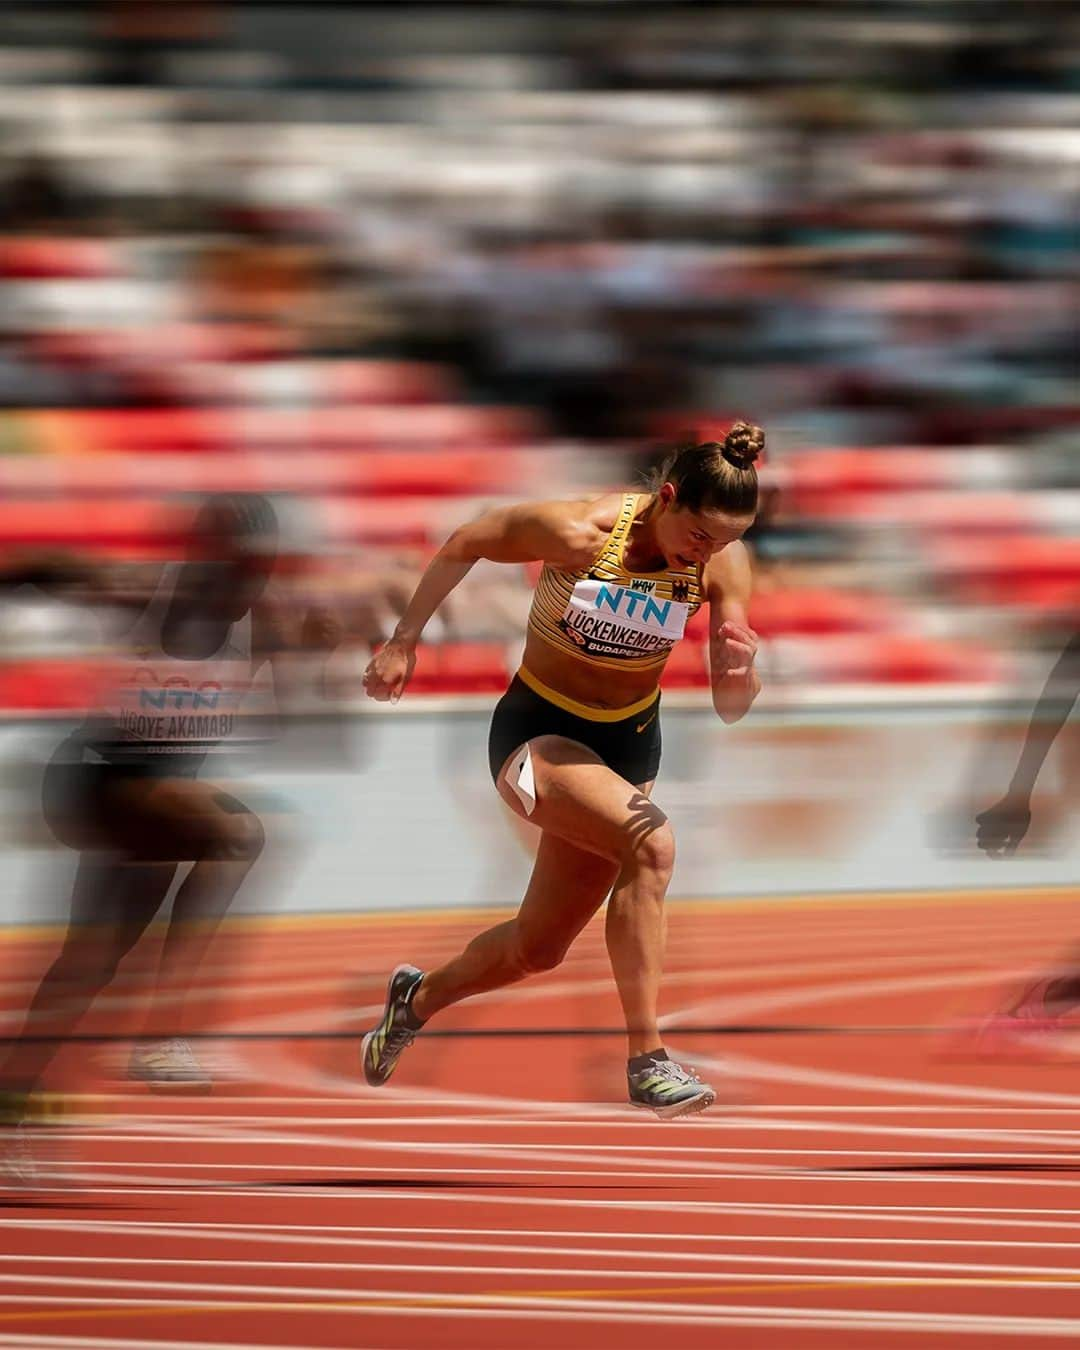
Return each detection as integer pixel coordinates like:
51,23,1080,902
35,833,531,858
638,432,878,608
713,620,759,679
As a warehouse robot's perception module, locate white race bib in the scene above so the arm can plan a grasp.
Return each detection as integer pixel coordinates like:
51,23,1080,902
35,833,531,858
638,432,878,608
101,655,255,750
560,578,688,661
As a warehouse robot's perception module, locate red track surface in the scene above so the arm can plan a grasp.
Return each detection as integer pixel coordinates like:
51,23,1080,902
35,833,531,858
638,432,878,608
4,889,1080,1348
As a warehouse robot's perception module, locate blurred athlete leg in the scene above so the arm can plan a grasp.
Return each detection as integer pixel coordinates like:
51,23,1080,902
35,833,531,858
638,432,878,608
106,777,265,1043
0,857,175,1100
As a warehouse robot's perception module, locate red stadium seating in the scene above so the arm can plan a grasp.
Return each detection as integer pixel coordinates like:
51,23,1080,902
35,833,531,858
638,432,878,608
660,639,709,689
0,499,185,550
406,643,511,695
934,537,1080,606
22,406,535,456
0,237,121,280
778,634,986,685
749,588,899,638
0,660,103,710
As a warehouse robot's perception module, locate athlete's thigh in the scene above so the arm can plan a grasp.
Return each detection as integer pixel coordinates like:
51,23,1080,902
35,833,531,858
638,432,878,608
514,831,620,953
58,855,177,969
495,735,667,864
103,776,258,861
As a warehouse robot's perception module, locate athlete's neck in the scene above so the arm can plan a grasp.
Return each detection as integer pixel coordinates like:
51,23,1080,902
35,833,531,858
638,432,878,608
622,496,666,573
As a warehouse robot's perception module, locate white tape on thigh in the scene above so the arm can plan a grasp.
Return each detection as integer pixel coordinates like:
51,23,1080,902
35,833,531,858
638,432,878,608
506,742,537,817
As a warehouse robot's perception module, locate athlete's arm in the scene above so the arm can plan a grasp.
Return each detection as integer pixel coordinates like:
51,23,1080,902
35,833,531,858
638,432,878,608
704,542,761,724
0,551,99,599
1009,630,1080,796
976,629,1080,857
364,500,604,704
253,585,359,704
0,554,165,621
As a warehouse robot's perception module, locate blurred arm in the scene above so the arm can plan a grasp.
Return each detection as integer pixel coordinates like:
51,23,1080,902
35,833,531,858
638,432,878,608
705,542,761,724
0,551,95,597
253,585,357,702
1006,630,1080,800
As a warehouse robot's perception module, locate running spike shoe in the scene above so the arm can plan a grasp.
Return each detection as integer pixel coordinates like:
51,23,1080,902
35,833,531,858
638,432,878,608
628,1057,717,1119
361,964,425,1086
128,1038,212,1093
1,1123,40,1188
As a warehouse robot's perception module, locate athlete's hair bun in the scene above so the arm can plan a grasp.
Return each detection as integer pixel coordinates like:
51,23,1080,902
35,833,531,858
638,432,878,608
722,422,765,471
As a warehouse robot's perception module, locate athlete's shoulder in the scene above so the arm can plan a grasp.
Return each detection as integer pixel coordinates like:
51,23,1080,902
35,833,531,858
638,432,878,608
533,493,626,571
579,490,634,530
251,581,295,655
703,539,753,602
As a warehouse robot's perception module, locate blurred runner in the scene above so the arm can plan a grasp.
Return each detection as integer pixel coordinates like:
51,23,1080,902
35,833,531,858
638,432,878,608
0,495,348,1169
972,628,1080,1051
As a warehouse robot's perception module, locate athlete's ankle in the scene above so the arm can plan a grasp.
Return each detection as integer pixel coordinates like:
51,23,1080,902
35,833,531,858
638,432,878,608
0,1083,33,1126
628,1046,668,1073
406,980,429,1027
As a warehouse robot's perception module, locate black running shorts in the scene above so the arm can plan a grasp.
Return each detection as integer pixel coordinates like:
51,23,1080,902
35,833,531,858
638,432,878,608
488,674,661,789
41,734,203,849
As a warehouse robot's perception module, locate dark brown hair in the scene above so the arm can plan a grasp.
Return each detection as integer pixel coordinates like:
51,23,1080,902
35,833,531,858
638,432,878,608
648,421,764,516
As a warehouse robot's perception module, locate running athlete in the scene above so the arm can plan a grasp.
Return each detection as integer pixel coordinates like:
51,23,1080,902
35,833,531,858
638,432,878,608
0,494,343,1134
361,423,764,1117
973,627,1080,1042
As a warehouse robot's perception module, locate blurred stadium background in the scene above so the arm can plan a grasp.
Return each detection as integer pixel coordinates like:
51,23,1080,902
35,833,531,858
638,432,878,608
0,1,1076,917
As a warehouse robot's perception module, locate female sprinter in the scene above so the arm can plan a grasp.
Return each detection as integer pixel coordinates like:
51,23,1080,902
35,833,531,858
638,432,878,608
361,423,764,1117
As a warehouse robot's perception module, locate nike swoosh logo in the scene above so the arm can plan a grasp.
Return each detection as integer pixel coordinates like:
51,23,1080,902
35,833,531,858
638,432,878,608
636,710,657,734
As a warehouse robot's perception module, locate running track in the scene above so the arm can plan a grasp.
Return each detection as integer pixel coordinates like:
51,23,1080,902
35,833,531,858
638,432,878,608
4,887,1080,1348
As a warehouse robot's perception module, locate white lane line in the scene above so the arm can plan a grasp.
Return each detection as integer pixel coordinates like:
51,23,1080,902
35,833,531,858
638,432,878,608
46,1105,1080,1188
25,1157,1080,1196
667,966,1003,1026
56,1107,1080,1158
0,1337,356,1350
41,1108,1080,1185
733,1118,1080,1148
1,1289,1079,1339
54,1141,1080,1166
13,1195,1080,1232
7,1266,1080,1299
29,1171,1080,1204
24,1159,919,1182
11,1217,1080,1255
68,1113,1080,1149
706,1046,1080,1108
43,1100,1080,1116
9,1250,1080,1282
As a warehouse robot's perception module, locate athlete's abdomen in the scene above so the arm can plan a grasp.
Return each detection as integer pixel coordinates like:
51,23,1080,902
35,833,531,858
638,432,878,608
521,629,666,712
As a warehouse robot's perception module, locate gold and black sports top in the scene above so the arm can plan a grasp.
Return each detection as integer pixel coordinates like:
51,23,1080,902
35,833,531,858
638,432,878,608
526,493,705,674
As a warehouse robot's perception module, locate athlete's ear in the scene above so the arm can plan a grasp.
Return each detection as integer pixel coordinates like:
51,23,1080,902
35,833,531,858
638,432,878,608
658,482,677,510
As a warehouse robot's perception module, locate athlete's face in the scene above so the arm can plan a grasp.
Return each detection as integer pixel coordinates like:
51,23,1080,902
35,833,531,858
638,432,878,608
185,504,277,616
654,484,753,569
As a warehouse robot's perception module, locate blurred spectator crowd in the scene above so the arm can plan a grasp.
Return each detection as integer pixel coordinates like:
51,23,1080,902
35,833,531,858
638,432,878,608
0,2,1076,704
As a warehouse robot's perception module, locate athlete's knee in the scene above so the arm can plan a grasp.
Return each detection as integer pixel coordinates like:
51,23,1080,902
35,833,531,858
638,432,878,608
510,925,570,976
206,802,264,864
630,819,675,881
46,944,120,994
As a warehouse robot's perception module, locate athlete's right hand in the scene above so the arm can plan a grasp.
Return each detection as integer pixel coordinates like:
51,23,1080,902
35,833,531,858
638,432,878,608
975,794,1031,858
363,637,416,704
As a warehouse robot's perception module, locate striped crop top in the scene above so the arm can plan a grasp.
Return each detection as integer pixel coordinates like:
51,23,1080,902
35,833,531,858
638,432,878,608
526,493,705,673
